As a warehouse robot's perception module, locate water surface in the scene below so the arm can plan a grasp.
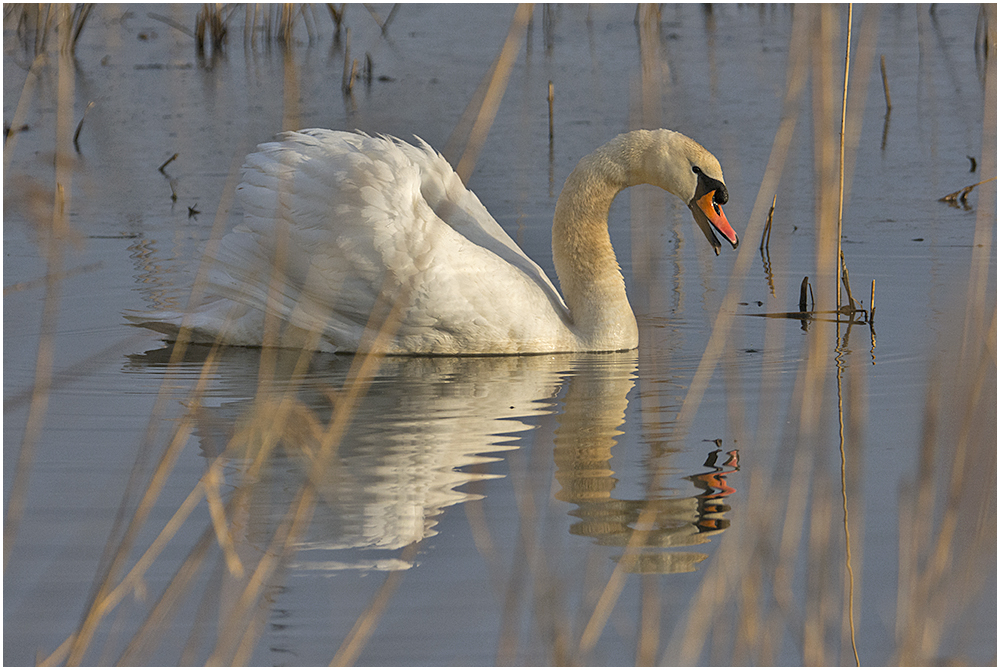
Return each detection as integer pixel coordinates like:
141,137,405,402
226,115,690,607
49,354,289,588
4,4,995,665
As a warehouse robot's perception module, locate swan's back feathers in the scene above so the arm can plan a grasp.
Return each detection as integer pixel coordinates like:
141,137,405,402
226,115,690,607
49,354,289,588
160,129,572,353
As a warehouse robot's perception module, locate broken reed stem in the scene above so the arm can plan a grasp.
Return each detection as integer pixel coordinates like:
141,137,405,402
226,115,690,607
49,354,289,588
840,251,857,310
760,194,776,251
869,279,876,324
939,175,997,203
548,80,554,142
158,153,179,173
880,54,892,113
73,101,95,153
837,3,852,309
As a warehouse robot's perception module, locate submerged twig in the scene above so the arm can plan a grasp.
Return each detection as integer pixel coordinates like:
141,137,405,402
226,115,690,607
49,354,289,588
938,176,996,205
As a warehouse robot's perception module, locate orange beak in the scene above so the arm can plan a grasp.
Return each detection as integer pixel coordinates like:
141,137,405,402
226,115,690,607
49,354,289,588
694,191,739,253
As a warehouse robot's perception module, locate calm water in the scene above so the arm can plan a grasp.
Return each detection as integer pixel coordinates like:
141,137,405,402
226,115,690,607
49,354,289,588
4,4,996,665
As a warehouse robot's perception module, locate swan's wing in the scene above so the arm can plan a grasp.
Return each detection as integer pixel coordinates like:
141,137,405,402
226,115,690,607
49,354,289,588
197,130,570,352
393,136,568,313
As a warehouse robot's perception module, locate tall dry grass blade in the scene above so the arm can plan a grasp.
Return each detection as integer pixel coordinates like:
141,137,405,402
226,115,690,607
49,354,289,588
963,3,996,360
65,343,225,664
4,26,76,572
60,150,244,664
836,4,852,309
672,3,811,438
841,4,879,212
454,3,533,182
330,542,421,666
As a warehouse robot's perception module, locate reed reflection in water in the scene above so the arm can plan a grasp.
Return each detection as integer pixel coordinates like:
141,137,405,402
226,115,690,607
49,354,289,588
125,347,735,580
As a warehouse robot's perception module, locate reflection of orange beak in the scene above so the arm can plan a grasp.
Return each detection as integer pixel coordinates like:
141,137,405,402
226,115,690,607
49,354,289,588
695,191,739,248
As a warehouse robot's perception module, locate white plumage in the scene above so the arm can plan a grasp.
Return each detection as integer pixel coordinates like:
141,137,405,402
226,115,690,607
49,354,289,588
130,128,737,354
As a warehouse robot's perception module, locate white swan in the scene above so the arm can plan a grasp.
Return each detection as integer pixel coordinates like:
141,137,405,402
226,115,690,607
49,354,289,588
131,129,737,354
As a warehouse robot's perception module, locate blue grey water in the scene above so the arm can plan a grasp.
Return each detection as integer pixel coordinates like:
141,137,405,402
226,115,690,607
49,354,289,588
4,4,995,665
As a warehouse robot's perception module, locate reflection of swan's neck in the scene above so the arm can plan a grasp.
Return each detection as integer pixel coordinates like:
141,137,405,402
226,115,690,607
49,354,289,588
552,134,642,351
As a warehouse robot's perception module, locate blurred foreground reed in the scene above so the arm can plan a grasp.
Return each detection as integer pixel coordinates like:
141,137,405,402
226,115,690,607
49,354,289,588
4,4,996,666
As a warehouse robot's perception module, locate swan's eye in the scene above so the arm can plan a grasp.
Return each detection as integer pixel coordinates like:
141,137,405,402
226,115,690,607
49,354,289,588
692,166,702,174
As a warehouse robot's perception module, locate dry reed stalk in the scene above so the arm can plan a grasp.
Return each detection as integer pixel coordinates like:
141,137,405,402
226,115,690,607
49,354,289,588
836,3,852,310
671,3,810,439
547,80,554,142
963,2,997,360
893,305,996,664
629,1,665,349
761,195,775,250
47,150,245,665
454,3,533,182
494,437,558,664
77,268,405,663
660,8,878,665
3,12,76,571
839,5,879,215
330,541,421,665
61,349,222,664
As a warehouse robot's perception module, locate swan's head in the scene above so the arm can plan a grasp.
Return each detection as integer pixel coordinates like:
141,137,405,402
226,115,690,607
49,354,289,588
642,130,739,255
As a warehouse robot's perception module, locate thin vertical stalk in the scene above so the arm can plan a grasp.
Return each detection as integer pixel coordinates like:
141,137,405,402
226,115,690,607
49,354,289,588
4,11,76,571
837,4,852,309
455,3,533,182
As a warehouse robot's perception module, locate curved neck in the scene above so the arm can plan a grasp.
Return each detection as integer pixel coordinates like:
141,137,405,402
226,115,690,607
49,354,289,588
552,134,648,351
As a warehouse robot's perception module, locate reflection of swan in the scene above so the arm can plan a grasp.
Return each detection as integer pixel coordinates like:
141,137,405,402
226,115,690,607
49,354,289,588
129,129,737,354
127,347,735,575
127,347,571,569
552,357,739,573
